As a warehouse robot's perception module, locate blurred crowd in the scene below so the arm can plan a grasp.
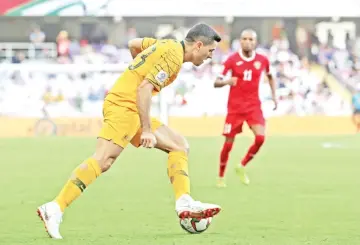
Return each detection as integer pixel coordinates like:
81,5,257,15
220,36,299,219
316,38,360,93
7,26,133,65
0,22,356,118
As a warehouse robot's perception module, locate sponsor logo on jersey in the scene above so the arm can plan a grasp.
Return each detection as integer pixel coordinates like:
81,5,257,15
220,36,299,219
236,61,243,66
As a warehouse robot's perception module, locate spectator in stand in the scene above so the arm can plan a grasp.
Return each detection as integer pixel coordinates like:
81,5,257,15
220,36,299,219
56,30,70,57
11,51,25,64
88,85,107,102
98,84,107,99
296,26,311,59
30,26,46,44
88,88,101,101
101,39,118,62
55,89,64,102
68,38,81,59
126,28,137,45
351,90,360,133
73,92,83,112
29,26,46,58
42,86,55,105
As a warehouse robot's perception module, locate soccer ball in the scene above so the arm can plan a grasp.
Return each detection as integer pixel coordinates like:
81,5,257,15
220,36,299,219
179,217,212,234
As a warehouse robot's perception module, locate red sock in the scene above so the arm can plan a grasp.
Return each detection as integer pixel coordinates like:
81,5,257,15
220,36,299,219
241,135,265,167
219,142,233,177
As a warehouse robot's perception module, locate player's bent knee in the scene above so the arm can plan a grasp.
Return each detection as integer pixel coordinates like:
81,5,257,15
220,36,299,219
225,137,235,143
154,126,189,155
98,157,116,172
178,135,190,154
93,138,123,173
169,143,189,155
168,142,189,156
93,154,117,173
182,137,190,155
255,135,265,146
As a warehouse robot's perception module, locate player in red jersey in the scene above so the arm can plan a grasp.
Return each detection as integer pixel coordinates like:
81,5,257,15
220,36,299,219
214,29,277,187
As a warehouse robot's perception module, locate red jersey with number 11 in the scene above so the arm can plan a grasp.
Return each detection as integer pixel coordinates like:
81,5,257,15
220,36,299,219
221,52,270,114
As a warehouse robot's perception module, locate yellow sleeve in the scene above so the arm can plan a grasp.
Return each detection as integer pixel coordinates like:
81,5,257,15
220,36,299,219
145,51,182,92
141,37,158,51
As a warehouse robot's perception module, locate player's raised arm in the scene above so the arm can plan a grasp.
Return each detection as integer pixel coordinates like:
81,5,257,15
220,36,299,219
214,57,236,88
128,37,158,58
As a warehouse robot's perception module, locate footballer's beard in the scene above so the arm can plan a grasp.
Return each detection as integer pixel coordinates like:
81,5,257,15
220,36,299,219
193,57,205,66
242,48,253,55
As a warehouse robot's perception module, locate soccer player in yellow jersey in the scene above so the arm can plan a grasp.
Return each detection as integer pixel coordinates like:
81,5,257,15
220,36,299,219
37,23,222,239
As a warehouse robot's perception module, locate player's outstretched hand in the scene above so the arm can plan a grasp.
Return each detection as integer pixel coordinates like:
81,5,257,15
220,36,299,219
140,131,157,148
273,98,278,110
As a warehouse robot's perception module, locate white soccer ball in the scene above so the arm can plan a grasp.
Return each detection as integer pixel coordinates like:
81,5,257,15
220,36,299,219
179,217,212,234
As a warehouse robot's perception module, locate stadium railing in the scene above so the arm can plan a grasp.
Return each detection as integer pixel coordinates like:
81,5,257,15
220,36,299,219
0,42,57,60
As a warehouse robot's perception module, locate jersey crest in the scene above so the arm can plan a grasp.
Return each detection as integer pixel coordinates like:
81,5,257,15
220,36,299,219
155,70,168,83
254,61,261,70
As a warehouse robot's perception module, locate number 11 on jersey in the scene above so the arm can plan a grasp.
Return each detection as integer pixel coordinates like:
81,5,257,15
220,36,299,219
243,69,252,81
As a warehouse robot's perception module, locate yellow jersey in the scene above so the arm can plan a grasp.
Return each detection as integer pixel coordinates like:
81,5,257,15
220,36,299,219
106,37,185,111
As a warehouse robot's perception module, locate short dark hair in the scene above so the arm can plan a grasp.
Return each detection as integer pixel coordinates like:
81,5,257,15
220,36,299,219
241,29,257,39
185,23,221,45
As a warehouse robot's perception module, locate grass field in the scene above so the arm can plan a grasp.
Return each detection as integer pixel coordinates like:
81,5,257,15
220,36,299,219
0,135,359,245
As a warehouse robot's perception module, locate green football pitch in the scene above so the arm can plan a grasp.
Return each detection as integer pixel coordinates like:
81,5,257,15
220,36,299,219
0,136,359,245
